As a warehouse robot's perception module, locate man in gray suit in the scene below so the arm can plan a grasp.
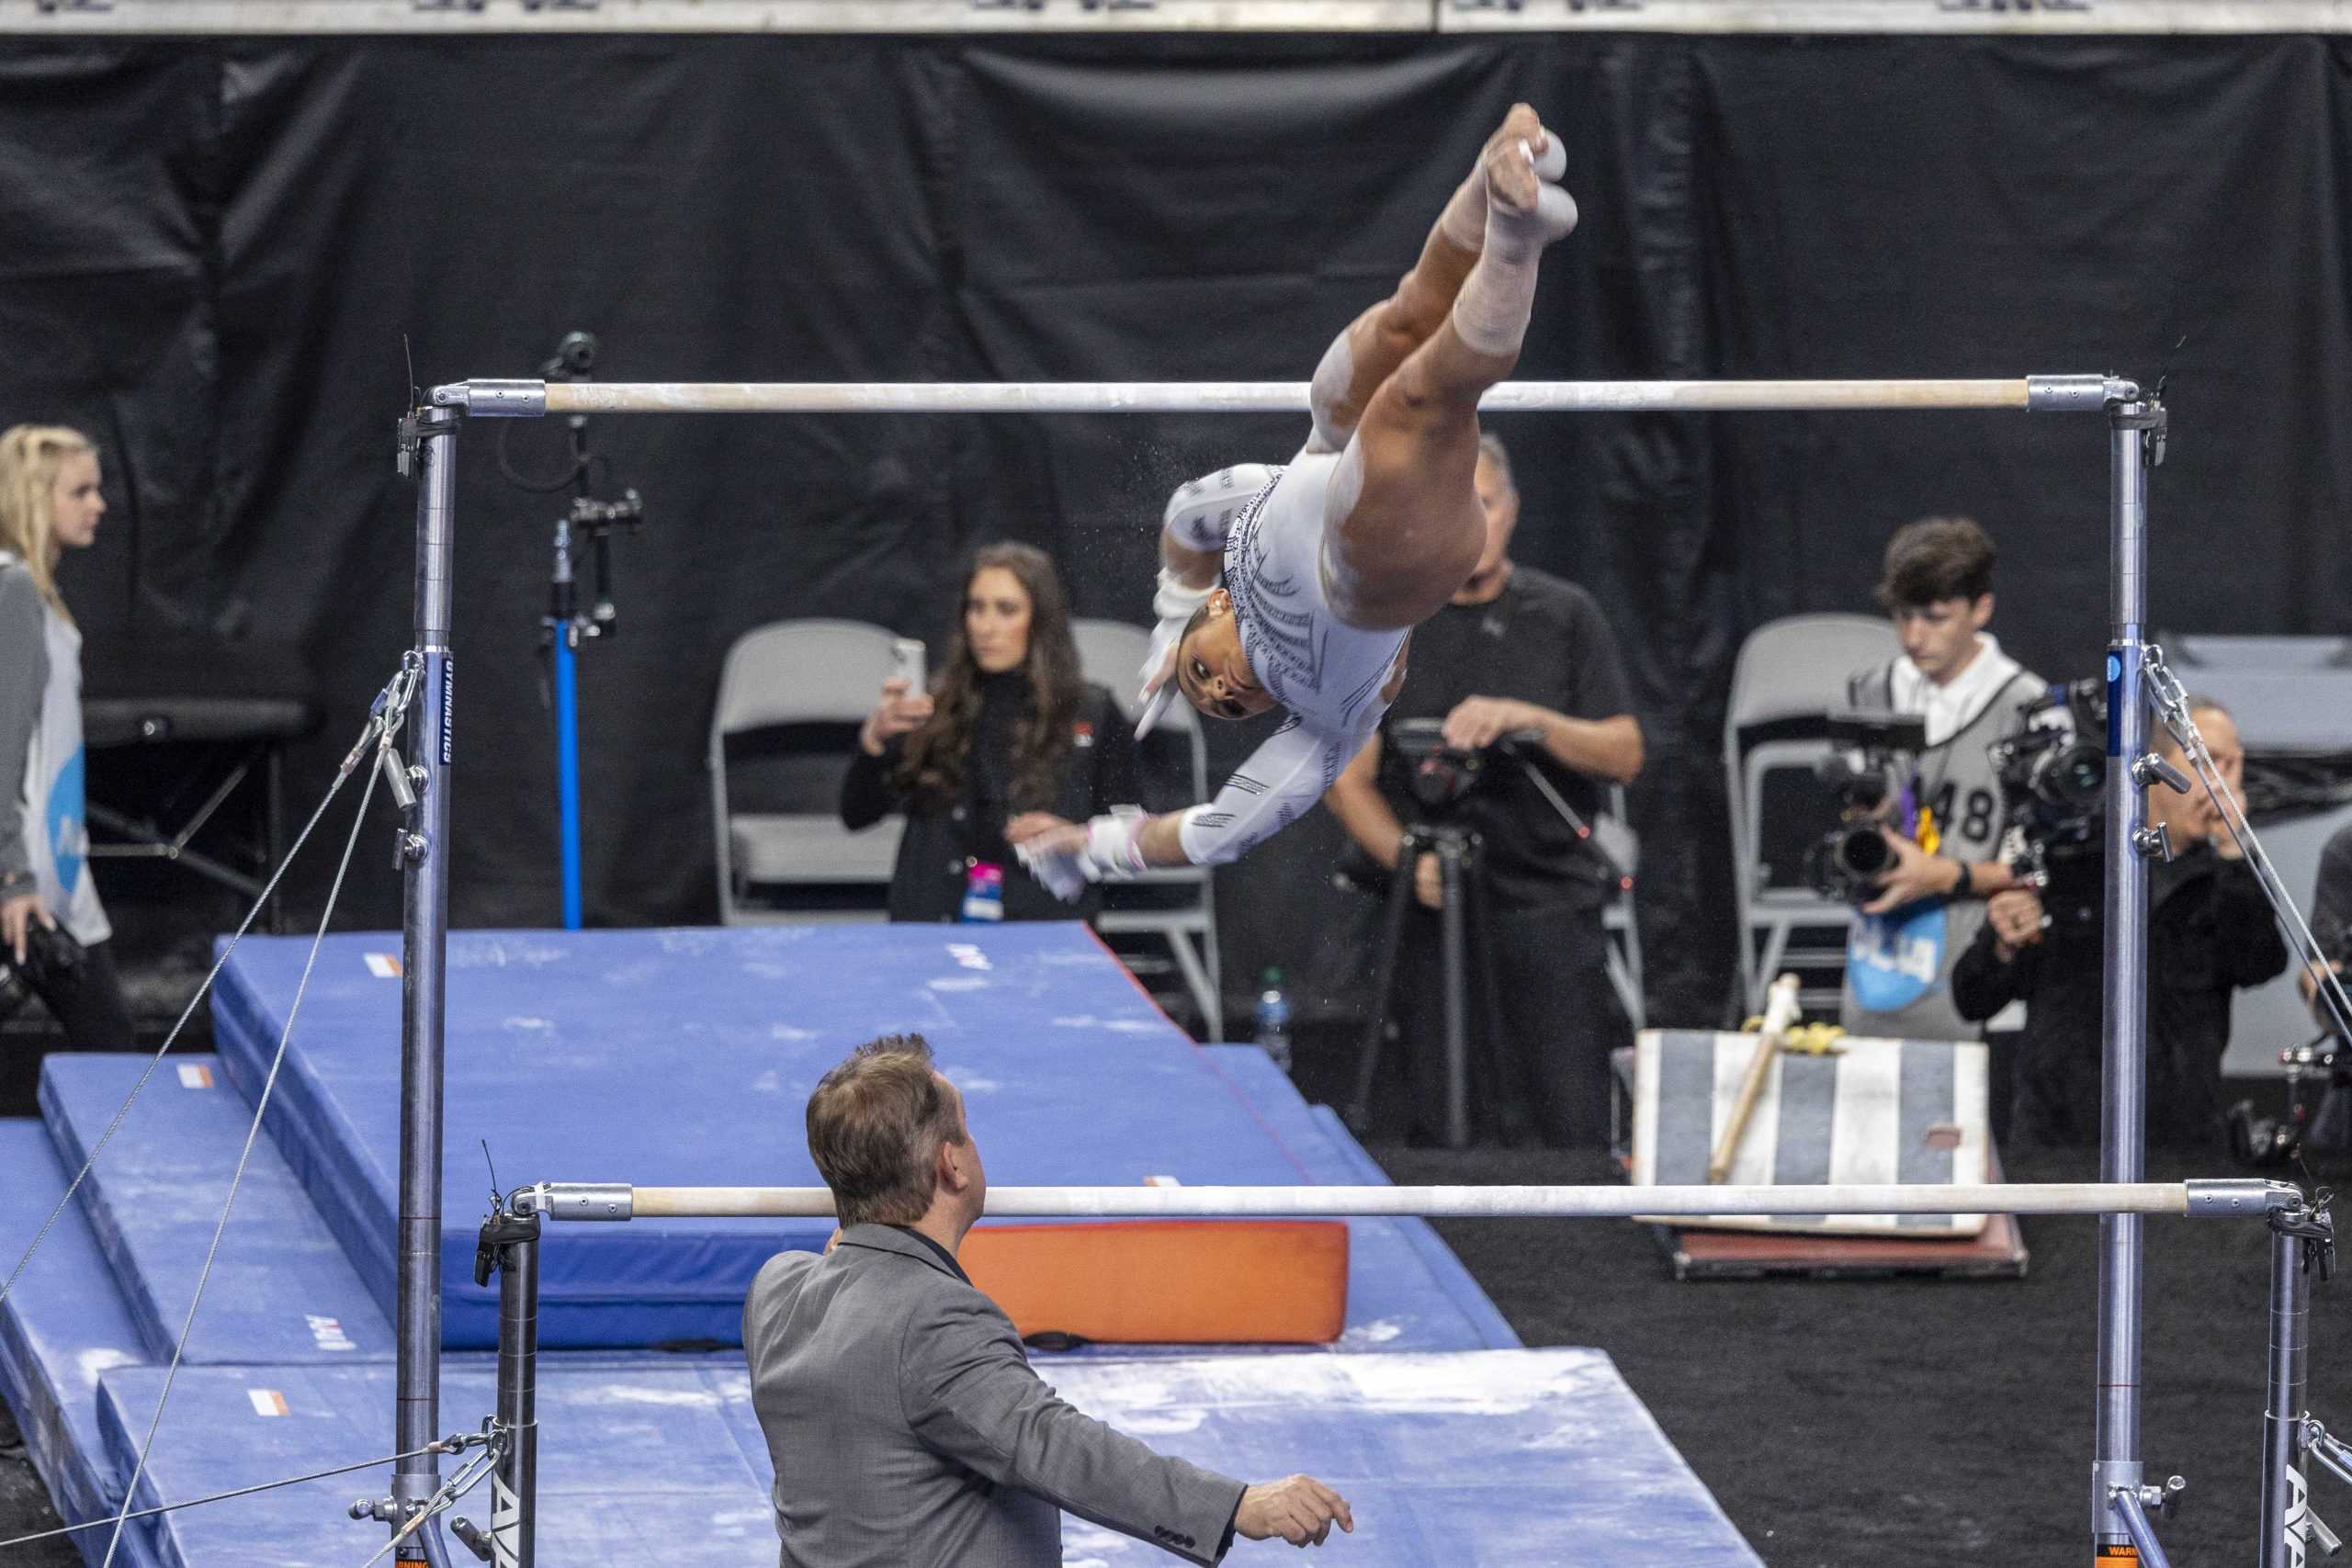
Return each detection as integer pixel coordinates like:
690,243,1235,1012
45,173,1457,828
744,1033,1356,1566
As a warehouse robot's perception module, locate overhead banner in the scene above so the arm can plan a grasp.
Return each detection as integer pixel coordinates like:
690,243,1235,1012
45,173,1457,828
1442,0,2352,30
10,0,2352,30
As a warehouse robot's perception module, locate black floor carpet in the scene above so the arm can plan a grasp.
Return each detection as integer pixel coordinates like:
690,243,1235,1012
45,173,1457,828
1373,1140,2352,1568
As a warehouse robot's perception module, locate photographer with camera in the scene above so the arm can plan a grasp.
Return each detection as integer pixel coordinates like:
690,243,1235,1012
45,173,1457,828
0,426,134,1052
1323,434,1643,1146
1952,696,2287,1149
1838,517,2052,1042
2300,821,2352,1029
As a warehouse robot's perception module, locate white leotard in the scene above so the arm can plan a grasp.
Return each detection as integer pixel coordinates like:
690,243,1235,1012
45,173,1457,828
1169,452,1408,866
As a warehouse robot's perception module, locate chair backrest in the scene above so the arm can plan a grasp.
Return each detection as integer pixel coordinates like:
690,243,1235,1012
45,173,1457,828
1724,613,1903,739
1072,617,1209,803
713,619,902,739
1724,615,1901,906
2169,634,2352,671
709,619,903,918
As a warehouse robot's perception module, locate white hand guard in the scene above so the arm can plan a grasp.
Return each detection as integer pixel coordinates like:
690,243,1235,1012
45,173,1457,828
1015,837,1090,903
1014,813,1150,905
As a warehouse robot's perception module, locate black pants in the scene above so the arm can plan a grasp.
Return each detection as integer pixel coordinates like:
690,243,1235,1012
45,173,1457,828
1390,897,1628,1148
12,935,137,1054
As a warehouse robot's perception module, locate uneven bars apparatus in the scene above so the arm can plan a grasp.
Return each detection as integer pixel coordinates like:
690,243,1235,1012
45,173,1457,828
390,371,2329,1568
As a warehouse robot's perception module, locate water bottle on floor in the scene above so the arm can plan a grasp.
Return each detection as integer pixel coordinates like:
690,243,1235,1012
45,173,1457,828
1254,967,1292,1073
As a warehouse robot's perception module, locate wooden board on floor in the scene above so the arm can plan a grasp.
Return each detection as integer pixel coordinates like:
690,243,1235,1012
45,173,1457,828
1652,1205,2029,1280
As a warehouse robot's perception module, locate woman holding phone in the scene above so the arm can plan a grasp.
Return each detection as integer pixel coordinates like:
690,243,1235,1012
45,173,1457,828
841,543,1137,922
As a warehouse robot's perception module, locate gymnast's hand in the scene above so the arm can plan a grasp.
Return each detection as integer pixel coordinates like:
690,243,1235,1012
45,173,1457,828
1007,816,1091,902
2,890,54,966
859,676,933,757
1236,1474,1354,1548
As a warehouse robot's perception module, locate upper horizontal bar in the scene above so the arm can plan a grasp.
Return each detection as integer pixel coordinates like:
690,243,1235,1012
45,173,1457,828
520,1179,2290,1223
433,375,2134,418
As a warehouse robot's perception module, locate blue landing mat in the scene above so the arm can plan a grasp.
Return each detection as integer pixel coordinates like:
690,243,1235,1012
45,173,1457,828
208,925,1508,1351
0,1122,154,1568
1189,1046,1518,1353
98,1352,1758,1568
39,1055,393,1365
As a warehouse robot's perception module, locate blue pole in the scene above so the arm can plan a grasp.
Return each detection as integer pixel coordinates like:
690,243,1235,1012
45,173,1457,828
554,632,583,931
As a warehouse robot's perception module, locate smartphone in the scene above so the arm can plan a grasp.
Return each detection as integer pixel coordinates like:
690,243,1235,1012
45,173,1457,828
890,637,926,695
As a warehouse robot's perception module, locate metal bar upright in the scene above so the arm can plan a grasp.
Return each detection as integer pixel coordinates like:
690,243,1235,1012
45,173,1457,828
2093,396,2159,1552
396,406,460,1567
493,1210,540,1568
2258,1205,2314,1568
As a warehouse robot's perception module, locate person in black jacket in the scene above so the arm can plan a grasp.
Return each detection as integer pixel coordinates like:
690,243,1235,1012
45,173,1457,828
842,544,1137,924
1952,698,2288,1149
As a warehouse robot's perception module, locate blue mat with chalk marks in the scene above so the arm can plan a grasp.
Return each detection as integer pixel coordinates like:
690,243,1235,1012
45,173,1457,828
97,1351,1758,1568
208,924,1511,1350
0,1121,153,1568
39,1056,393,1367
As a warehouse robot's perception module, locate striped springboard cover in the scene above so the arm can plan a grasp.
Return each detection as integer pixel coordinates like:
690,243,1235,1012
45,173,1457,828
1630,1029,1991,1237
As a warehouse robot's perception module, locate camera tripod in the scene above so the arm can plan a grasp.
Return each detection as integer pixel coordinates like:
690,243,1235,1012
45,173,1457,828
1340,724,1631,1148
1342,819,1506,1149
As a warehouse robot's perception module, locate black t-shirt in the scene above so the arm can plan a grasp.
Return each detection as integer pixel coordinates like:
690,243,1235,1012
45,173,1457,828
1374,566,1635,910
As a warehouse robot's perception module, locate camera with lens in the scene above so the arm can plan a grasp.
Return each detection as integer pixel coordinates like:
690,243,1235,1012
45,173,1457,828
1391,717,1492,818
1332,718,1491,900
0,919,86,1022
1987,676,2110,891
1804,711,1928,903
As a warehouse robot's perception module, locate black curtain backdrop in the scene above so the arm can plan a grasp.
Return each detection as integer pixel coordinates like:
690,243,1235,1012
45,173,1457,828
5,33,2349,1029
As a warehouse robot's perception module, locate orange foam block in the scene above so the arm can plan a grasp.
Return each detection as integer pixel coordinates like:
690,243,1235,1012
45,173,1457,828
960,1220,1350,1344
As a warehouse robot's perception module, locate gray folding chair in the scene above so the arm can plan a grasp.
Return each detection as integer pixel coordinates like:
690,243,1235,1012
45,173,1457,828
1071,618,1224,1040
1724,613,1904,1017
709,619,903,924
1596,784,1645,1032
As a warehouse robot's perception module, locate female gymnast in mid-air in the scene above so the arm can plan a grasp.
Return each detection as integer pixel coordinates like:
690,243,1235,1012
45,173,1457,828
1013,103,1579,898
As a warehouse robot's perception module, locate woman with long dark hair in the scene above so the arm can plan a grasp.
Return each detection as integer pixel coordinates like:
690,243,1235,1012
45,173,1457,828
0,424,136,1051
842,543,1137,922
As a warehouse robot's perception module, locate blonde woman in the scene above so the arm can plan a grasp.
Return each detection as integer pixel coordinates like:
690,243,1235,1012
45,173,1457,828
0,424,132,1051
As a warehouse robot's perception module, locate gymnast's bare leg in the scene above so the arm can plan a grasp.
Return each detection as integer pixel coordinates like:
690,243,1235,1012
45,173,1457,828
1012,105,1577,890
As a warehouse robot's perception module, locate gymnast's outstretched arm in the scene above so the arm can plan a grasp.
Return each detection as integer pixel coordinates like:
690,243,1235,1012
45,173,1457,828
1010,715,1364,896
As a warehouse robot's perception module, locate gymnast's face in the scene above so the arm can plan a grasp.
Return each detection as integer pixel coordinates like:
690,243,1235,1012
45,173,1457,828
965,567,1033,675
1176,591,1275,722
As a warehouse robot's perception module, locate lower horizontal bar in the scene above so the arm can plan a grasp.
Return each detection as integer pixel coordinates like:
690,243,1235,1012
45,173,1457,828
431,377,2122,419
521,1179,2292,1223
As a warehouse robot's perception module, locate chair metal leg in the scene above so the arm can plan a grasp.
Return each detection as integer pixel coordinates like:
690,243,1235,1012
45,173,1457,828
1162,931,1220,1045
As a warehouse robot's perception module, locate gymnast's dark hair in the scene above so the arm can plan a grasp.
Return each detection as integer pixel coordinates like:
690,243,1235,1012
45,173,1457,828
896,542,1083,816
